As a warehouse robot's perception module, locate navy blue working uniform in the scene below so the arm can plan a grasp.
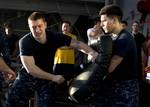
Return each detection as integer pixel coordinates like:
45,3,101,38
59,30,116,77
0,32,11,90
90,29,139,107
6,30,71,107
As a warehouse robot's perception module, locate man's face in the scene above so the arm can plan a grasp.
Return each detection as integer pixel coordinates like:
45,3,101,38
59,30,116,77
100,15,113,33
28,19,47,39
5,28,12,36
62,23,70,34
132,22,139,32
121,23,127,29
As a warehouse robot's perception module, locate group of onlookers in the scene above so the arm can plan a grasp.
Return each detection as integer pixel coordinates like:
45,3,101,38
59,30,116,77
0,4,150,107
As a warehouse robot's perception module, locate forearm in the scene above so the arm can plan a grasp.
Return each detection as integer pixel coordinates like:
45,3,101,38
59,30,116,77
24,64,55,81
108,55,123,73
70,39,98,60
20,55,57,81
78,42,96,55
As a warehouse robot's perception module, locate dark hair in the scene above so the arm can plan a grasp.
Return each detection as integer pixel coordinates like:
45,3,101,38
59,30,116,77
132,21,140,25
61,20,71,26
93,17,100,26
28,12,46,22
99,5,123,22
4,22,12,29
121,20,128,26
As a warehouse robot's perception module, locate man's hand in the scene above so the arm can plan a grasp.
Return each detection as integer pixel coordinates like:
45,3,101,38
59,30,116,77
145,66,150,72
52,75,65,84
2,69,16,82
88,52,99,62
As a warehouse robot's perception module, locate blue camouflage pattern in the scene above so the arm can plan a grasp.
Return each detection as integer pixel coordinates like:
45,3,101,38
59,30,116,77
6,68,56,107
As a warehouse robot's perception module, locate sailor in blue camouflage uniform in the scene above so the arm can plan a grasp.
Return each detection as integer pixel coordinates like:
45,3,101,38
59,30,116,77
0,31,12,90
0,30,16,107
90,4,139,107
6,12,98,107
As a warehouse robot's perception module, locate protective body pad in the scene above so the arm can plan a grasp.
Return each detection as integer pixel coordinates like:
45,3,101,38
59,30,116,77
69,35,112,103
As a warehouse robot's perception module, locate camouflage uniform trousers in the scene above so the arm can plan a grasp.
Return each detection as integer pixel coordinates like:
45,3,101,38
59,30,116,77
89,79,139,107
6,68,56,107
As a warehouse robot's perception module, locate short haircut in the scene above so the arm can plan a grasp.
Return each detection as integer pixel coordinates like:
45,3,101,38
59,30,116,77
28,12,46,22
121,20,128,26
61,20,71,26
132,21,140,26
4,22,12,29
99,5,123,22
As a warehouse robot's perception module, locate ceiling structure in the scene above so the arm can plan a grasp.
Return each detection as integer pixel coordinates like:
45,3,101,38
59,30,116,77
0,0,104,15
0,0,105,37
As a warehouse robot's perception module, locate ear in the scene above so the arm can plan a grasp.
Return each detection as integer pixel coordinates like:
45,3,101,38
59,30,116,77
112,16,116,23
112,16,119,25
